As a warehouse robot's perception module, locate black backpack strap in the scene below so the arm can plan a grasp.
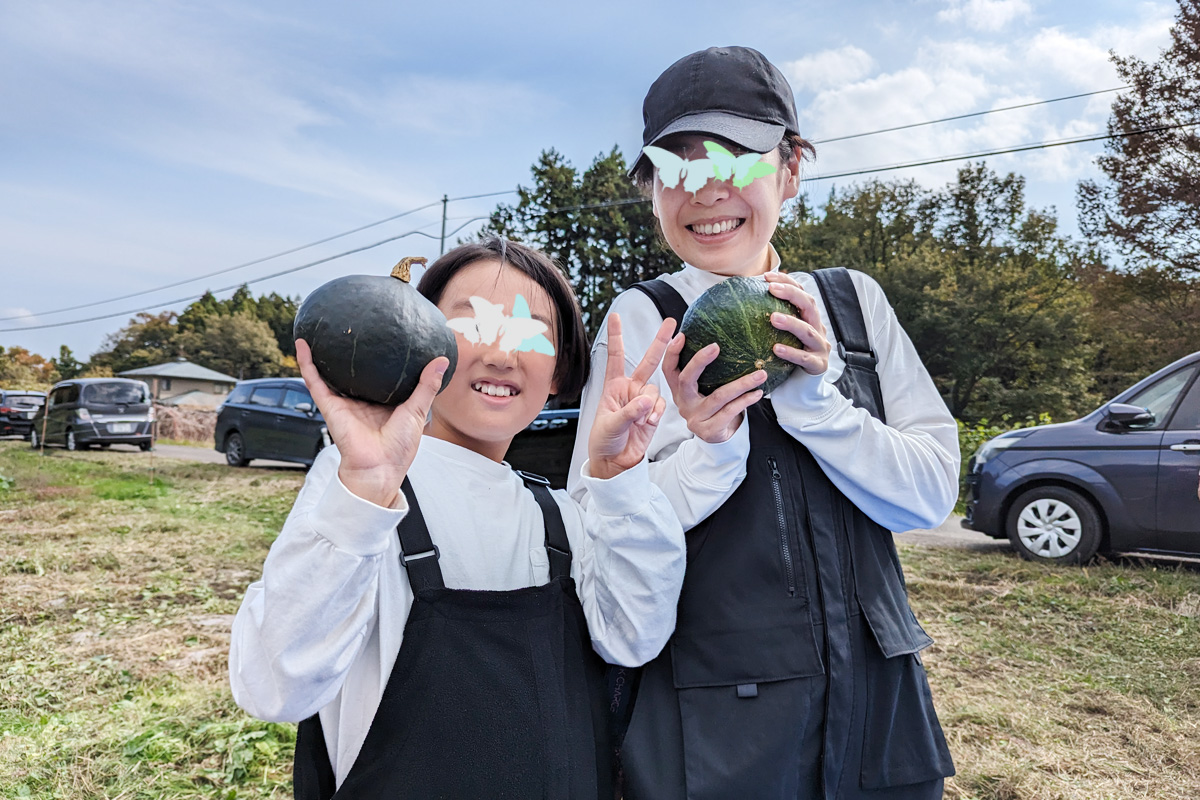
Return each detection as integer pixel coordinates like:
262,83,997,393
515,470,572,581
396,477,446,592
812,267,887,423
812,267,874,368
629,280,688,332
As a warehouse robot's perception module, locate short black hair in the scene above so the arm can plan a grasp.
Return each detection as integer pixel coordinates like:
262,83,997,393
417,237,590,403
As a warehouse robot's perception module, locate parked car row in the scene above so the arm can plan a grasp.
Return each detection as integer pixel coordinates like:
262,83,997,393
964,350,1200,564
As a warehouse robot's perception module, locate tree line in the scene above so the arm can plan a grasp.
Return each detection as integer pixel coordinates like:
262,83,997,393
0,287,300,388
3,0,1197,420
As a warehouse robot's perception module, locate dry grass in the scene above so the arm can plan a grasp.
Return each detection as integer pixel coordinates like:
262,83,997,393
0,443,299,798
1,441,1198,798
908,547,1200,800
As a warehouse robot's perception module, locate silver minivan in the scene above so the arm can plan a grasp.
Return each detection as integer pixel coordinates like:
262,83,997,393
30,378,155,451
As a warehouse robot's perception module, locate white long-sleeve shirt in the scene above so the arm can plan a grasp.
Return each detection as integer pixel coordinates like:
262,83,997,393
568,248,960,534
230,436,685,788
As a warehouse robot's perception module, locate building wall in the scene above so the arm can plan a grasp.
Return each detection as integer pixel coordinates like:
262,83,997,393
148,377,234,400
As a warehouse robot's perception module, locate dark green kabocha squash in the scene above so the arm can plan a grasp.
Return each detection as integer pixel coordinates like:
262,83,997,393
294,257,457,405
679,276,802,396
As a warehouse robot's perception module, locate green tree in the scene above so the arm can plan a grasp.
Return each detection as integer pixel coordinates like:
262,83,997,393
778,164,1097,421
50,345,84,380
1079,262,1200,399
1077,0,1200,276
173,312,285,380
177,287,297,358
89,311,181,374
254,292,300,358
481,148,675,341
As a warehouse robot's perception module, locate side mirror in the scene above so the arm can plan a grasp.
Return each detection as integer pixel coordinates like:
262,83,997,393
1105,402,1155,428
294,402,314,415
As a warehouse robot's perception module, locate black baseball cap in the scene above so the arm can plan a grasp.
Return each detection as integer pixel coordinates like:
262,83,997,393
631,46,800,177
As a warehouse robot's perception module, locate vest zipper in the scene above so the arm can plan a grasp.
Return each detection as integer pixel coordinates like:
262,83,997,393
768,457,796,597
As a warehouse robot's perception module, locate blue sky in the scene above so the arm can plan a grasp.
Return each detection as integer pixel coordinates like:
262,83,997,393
0,0,1178,362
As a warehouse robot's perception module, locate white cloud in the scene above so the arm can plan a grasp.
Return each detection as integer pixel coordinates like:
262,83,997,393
783,47,876,93
937,0,1033,32
792,8,1175,193
0,308,38,328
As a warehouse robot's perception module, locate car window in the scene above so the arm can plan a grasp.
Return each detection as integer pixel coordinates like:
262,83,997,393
1168,372,1200,431
11,394,45,408
83,383,147,405
65,385,80,404
281,389,312,410
227,385,252,405
249,387,284,408
1126,366,1197,430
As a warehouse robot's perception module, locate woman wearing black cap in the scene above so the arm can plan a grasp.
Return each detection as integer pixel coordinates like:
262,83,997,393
568,46,957,799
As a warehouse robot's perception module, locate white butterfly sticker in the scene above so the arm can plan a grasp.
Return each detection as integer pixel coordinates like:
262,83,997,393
642,146,718,194
446,294,555,355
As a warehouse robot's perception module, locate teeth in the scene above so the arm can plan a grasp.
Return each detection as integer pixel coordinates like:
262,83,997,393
472,382,515,397
693,219,741,235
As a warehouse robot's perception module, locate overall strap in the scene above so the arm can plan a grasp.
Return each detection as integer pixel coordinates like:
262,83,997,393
630,280,688,332
812,267,887,423
812,267,876,372
515,470,573,580
397,477,446,591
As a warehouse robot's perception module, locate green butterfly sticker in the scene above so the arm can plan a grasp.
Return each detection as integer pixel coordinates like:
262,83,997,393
703,141,778,189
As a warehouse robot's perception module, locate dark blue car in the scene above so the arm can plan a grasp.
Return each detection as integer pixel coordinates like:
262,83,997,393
964,350,1200,564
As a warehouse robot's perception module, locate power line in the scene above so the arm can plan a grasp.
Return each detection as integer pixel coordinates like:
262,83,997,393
7,89,1160,334
5,86,1125,324
0,226,445,333
1,190,517,323
811,87,1126,145
802,120,1197,183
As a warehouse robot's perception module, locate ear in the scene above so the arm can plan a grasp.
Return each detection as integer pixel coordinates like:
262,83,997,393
651,183,662,219
779,151,802,203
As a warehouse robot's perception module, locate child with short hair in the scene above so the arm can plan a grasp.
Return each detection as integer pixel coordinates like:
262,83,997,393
569,46,958,799
230,237,684,799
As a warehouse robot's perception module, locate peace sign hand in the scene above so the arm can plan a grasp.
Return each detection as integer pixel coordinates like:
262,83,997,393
296,338,449,508
587,314,675,480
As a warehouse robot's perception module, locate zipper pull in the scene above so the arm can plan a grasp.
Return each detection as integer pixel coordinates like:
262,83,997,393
767,456,781,480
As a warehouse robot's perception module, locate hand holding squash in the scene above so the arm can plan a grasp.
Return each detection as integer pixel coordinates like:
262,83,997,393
662,336,767,444
297,338,449,507
587,315,674,480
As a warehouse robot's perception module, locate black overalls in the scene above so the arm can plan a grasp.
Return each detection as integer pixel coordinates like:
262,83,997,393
292,471,614,800
619,270,954,800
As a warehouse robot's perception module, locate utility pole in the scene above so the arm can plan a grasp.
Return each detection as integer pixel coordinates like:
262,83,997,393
439,194,448,255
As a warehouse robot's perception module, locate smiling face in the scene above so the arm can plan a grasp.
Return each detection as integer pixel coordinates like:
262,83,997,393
651,134,801,277
426,258,559,462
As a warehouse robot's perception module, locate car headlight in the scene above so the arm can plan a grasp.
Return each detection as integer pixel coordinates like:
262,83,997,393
971,436,1019,471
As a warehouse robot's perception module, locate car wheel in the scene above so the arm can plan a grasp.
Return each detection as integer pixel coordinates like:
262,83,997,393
66,429,77,451
1006,486,1102,565
139,441,152,452
29,428,40,449
99,443,112,449
224,432,248,467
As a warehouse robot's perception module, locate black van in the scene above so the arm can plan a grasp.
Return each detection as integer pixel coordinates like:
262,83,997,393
30,378,154,451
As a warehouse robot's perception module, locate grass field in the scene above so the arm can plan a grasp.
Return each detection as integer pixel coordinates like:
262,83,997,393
1,441,1198,799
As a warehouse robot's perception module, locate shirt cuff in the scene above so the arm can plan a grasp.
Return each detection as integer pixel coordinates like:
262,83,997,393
769,372,844,427
579,457,653,517
308,471,409,558
676,412,751,487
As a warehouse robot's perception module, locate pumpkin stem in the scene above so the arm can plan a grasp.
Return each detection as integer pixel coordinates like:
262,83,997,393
390,256,427,283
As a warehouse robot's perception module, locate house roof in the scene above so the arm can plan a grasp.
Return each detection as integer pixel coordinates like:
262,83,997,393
118,359,238,383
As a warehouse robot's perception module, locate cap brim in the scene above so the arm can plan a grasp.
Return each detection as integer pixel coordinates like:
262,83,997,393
628,111,787,177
